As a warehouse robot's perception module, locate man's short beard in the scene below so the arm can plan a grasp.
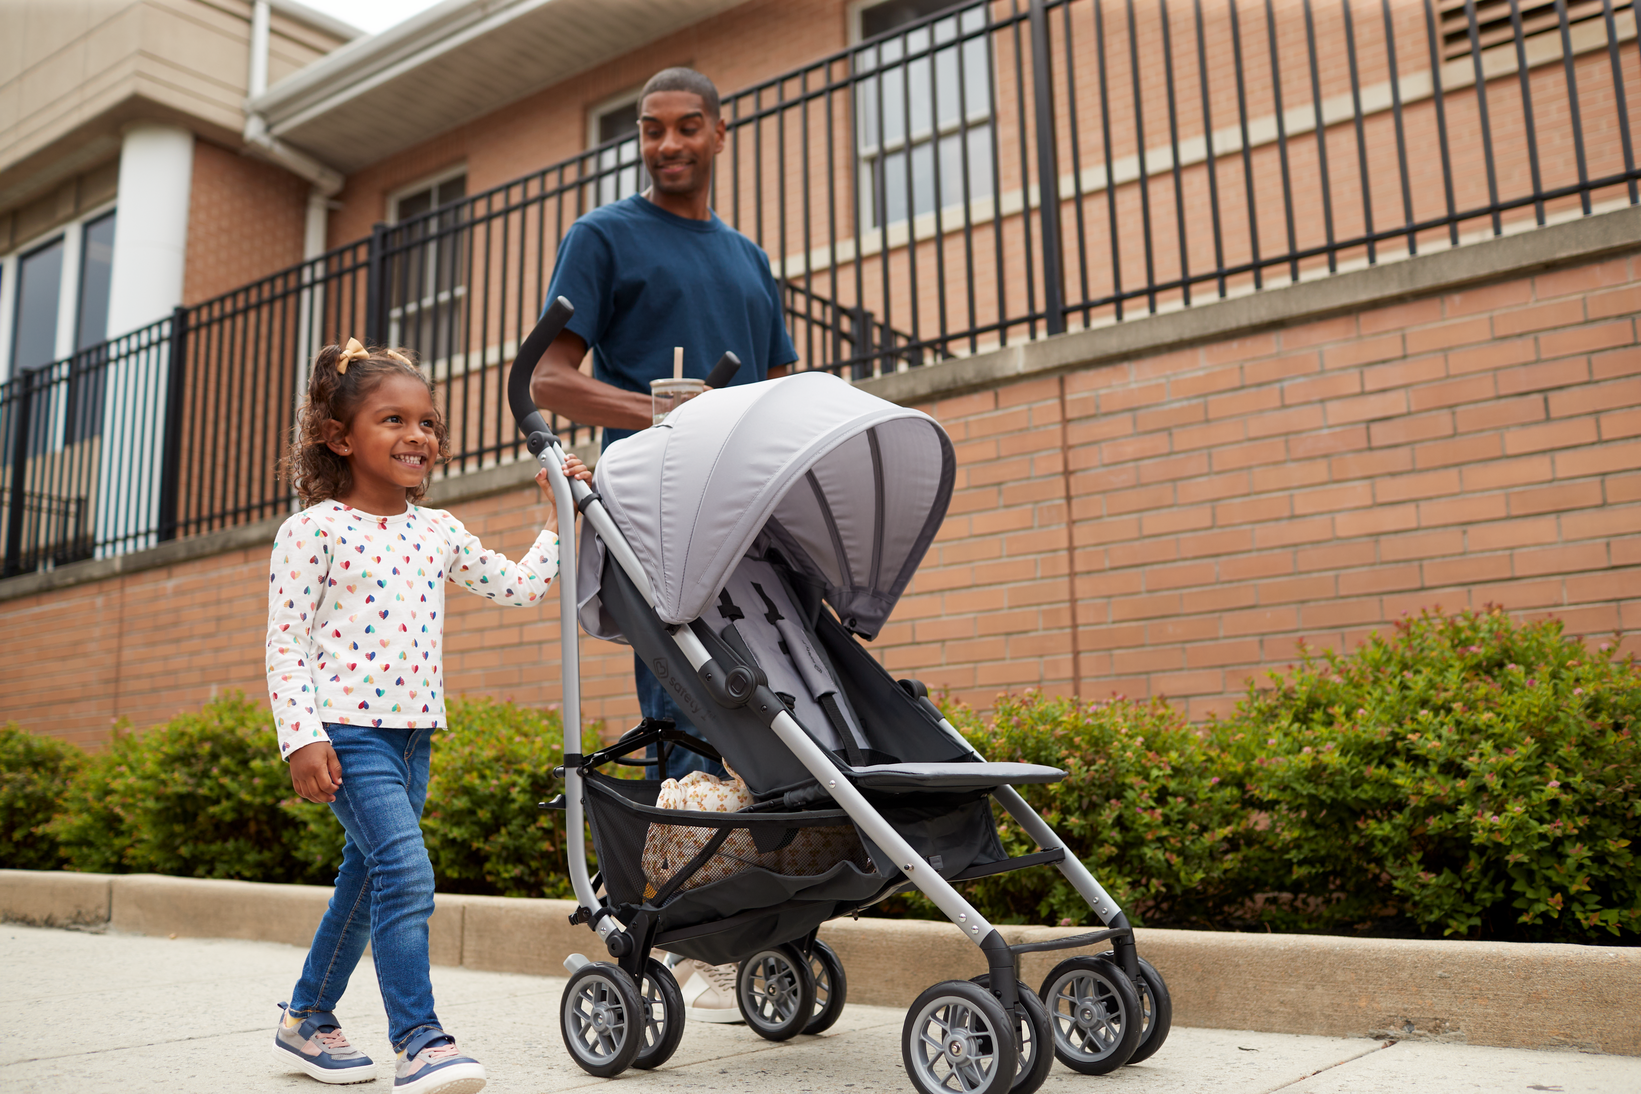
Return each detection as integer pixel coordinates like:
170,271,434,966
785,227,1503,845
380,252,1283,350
647,158,705,195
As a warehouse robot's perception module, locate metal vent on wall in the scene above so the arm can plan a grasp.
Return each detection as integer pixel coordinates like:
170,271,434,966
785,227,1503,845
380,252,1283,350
1437,0,1632,60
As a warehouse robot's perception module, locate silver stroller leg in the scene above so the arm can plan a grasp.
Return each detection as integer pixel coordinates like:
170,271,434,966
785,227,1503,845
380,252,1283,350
668,626,1023,1008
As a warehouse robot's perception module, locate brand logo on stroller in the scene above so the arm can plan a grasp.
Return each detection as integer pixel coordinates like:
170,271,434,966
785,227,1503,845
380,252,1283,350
652,657,669,679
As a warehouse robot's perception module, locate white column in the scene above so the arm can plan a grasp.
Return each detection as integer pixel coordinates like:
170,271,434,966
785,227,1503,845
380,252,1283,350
99,122,195,555
106,123,194,333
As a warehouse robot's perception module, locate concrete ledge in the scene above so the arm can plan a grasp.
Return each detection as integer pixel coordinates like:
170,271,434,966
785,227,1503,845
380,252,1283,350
858,204,1641,407
0,868,112,927
4,870,1635,1054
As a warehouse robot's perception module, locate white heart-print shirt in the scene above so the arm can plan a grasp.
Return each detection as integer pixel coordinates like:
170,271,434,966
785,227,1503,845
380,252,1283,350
266,500,559,759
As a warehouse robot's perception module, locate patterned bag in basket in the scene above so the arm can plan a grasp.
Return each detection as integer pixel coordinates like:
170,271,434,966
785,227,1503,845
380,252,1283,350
640,768,870,900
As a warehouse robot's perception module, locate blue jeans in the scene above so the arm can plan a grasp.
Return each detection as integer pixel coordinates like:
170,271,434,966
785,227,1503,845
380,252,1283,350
288,725,442,1052
635,654,725,780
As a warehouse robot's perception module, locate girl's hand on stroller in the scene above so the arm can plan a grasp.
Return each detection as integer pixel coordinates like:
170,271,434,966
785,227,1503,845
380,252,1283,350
290,741,343,803
536,455,591,534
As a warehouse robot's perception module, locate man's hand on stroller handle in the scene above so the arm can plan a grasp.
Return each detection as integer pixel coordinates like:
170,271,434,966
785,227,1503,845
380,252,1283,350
537,454,592,533
289,741,343,804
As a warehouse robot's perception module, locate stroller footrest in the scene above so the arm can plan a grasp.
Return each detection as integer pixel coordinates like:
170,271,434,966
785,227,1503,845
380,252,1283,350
844,761,1066,791
946,848,1065,882
1008,925,1133,956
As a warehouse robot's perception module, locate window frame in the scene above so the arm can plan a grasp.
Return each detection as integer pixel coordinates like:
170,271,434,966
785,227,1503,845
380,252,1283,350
849,0,996,232
384,165,469,357
586,86,649,209
0,198,117,383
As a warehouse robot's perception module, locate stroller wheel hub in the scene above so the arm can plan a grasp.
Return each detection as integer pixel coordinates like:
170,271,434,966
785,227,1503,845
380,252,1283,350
1076,1003,1099,1027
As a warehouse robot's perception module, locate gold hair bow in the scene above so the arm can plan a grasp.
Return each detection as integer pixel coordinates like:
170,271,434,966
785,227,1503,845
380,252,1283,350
337,337,369,373
385,348,414,367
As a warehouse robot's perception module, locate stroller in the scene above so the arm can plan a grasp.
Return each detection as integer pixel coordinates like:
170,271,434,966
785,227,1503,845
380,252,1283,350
511,299,1171,1094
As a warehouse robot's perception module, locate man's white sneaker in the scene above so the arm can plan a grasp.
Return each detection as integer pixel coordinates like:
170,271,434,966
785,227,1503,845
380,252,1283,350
678,959,744,1023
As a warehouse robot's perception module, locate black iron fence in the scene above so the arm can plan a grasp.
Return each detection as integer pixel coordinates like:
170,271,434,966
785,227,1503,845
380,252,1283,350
3,0,1638,576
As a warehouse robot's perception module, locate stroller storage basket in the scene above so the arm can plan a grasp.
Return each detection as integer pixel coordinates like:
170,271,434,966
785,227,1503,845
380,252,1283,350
582,772,881,919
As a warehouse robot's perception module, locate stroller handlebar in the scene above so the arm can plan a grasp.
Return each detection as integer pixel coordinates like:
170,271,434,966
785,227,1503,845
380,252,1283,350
508,295,576,448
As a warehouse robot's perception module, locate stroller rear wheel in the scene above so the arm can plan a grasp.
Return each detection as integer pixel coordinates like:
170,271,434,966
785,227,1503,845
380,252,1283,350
970,975,1054,1094
737,943,816,1041
634,958,686,1069
560,962,645,1077
902,980,1019,1094
804,940,848,1035
1039,956,1142,1074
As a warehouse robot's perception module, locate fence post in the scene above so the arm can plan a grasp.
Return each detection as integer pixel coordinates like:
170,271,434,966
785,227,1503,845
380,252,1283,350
156,306,189,542
365,221,388,345
1028,0,1067,337
3,371,33,576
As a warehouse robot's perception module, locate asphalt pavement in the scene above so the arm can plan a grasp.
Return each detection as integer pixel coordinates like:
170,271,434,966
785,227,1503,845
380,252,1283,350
2,924,1637,1093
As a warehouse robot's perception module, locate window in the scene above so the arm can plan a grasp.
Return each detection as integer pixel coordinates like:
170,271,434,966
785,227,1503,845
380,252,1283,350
387,171,467,359
76,212,116,351
855,0,994,229
1436,0,1632,61
591,95,648,208
12,238,64,374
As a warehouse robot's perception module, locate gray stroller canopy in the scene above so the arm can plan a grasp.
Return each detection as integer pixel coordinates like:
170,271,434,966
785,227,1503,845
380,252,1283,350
577,371,955,642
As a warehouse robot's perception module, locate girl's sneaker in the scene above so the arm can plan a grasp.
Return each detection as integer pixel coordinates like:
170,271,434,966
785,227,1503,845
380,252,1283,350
272,1003,376,1084
394,1030,486,1094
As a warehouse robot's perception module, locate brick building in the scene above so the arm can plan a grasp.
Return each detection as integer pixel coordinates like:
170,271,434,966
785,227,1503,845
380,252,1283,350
2,0,1638,746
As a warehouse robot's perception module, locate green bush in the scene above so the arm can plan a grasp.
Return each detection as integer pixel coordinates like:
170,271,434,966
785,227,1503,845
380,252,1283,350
9,605,1636,947
49,694,332,883
33,693,583,895
1223,607,1641,942
0,723,83,870
890,692,1251,929
419,697,586,899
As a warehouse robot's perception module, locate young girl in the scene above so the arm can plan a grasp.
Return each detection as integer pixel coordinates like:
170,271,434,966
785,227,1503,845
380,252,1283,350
266,338,589,1092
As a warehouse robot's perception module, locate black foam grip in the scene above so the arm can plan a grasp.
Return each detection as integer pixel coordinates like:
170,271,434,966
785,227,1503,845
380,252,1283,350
705,351,742,389
508,296,575,439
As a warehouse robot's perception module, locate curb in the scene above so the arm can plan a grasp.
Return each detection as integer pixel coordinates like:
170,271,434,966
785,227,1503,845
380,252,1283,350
4,869,1636,1055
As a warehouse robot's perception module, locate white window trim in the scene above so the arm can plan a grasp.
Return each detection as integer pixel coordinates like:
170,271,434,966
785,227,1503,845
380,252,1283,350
0,198,117,382
387,163,468,224
849,0,995,234
586,86,644,151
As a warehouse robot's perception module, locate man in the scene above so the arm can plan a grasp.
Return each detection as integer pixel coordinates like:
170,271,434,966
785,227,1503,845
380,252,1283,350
532,67,796,1024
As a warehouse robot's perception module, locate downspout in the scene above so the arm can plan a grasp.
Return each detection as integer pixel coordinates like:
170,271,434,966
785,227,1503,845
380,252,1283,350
243,0,345,251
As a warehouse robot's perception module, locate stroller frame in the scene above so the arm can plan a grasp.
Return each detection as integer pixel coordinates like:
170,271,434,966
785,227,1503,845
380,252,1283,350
512,299,1162,1088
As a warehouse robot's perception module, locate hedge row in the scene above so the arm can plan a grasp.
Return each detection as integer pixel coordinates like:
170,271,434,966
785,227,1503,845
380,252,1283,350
3,609,1636,943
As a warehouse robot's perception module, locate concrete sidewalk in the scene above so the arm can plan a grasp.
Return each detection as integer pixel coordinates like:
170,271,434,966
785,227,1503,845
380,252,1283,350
2,925,1636,1094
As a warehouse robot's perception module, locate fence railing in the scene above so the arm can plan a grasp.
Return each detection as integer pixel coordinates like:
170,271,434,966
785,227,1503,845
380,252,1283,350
2,0,1637,576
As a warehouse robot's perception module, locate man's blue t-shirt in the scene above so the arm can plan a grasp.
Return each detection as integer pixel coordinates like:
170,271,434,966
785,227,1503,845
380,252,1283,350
543,194,798,447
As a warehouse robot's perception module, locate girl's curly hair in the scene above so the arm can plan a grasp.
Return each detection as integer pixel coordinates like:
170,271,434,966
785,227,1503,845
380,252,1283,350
280,342,450,507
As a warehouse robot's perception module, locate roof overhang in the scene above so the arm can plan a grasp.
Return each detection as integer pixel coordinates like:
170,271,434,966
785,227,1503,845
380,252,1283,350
248,0,745,174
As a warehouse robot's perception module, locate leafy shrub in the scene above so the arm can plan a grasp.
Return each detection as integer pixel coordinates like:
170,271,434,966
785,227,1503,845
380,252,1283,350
889,693,1251,929
1223,607,1641,942
38,693,584,895
419,697,586,899
49,694,331,883
0,723,83,870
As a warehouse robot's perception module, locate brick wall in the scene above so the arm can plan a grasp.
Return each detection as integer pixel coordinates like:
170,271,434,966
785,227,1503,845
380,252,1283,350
897,253,1640,719
3,246,1636,745
182,139,310,305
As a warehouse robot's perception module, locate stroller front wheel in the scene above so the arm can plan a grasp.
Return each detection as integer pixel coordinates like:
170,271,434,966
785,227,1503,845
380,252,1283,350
1039,956,1142,1074
902,980,1020,1094
804,940,848,1035
737,943,816,1041
634,958,686,1069
560,962,645,1077
970,975,1054,1094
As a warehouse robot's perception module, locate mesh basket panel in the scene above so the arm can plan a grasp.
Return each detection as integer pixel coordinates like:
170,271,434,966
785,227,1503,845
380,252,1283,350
581,772,870,908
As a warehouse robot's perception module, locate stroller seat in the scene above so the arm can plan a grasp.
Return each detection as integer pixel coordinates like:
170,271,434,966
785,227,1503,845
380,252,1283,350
711,555,1065,792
